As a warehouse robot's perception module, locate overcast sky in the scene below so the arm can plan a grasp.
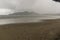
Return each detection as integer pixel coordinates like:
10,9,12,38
0,0,60,15
15,0,60,14
33,0,60,14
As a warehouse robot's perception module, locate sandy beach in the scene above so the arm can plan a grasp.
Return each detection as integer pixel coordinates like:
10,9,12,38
0,19,60,40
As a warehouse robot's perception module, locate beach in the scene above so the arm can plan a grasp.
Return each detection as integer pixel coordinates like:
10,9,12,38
0,15,60,40
0,18,60,40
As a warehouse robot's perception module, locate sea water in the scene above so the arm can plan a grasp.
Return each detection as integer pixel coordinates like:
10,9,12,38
0,15,60,25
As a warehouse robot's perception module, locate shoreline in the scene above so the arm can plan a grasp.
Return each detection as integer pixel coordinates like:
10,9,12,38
0,19,60,40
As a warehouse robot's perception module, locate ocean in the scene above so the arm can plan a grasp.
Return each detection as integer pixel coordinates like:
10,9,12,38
0,15,60,25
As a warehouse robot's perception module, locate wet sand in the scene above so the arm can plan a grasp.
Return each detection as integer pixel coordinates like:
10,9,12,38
0,19,60,40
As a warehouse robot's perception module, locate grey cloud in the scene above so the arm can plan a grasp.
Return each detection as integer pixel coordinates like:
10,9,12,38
0,0,60,14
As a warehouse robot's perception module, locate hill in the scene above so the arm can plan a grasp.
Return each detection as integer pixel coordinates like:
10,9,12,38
9,11,39,16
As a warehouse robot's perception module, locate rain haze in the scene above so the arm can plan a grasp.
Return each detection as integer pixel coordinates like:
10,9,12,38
0,0,60,25
0,0,60,14
32,0,60,14
0,0,60,40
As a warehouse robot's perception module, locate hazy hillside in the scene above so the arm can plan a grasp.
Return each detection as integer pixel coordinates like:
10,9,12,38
0,11,40,19
9,11,39,16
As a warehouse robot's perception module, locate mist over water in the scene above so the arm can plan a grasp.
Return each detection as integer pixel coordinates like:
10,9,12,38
0,15,60,25
0,0,60,25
